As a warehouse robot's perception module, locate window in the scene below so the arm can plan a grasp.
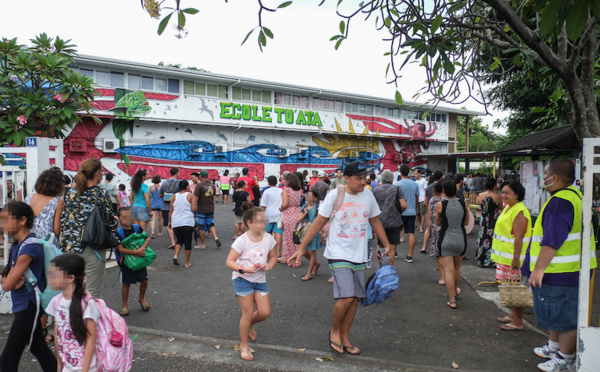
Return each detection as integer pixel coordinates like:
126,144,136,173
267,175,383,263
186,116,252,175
129,74,142,89
241,88,251,101
142,76,154,90
95,71,110,86
262,91,271,104
79,68,93,78
155,78,168,92
426,113,446,122
184,80,195,94
217,85,227,98
110,72,124,88
274,92,308,107
195,82,206,95
168,79,180,93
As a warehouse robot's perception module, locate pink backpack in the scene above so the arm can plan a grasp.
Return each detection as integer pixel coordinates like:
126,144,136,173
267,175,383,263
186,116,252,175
320,184,346,240
53,294,133,372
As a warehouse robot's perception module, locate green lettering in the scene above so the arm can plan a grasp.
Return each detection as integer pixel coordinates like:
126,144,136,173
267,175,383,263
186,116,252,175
285,109,294,124
262,107,272,122
251,105,262,122
242,104,251,120
274,107,285,123
306,111,314,125
313,112,322,126
232,103,241,119
220,102,232,119
296,111,306,125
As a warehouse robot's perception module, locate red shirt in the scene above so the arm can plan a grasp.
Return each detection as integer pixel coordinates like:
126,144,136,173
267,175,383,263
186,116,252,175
237,176,257,200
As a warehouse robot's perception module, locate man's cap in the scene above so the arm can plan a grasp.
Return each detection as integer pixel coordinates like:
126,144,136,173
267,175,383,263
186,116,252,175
191,172,199,177
343,162,368,177
200,170,209,178
312,170,318,174
318,170,327,178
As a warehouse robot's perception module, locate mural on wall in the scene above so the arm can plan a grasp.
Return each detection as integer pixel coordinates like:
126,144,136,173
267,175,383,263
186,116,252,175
59,88,449,186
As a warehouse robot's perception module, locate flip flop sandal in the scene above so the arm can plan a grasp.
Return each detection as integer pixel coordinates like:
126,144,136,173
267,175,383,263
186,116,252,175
329,332,344,354
301,276,313,281
248,328,257,342
119,309,129,316
455,288,462,298
343,345,361,355
312,262,321,275
215,238,222,247
139,301,150,311
173,258,180,265
447,301,457,309
500,323,524,331
240,349,254,361
168,245,175,250
497,316,513,323
151,234,155,239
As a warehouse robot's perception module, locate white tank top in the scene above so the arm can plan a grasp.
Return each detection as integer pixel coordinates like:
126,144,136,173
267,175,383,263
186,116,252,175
171,192,195,228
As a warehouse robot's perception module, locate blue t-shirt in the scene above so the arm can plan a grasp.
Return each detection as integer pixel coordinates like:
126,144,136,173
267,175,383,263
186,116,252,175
10,233,46,313
396,179,419,216
132,183,150,208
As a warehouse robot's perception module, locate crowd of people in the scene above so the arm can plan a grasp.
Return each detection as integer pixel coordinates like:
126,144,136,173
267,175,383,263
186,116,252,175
0,158,595,371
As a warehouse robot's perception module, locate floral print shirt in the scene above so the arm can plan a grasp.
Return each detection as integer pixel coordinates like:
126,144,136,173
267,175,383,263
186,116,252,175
60,186,118,253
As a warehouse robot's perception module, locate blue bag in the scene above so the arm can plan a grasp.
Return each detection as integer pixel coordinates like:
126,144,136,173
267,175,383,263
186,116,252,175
363,253,399,306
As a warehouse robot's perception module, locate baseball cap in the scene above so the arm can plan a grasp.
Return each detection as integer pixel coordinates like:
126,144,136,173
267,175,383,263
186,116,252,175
200,170,209,178
343,162,368,177
318,170,327,177
312,170,318,174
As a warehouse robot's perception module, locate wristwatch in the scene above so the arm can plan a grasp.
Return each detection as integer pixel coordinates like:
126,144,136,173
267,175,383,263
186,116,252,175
238,267,244,274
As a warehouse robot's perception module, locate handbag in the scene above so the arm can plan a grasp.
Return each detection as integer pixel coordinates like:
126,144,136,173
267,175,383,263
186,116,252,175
498,278,533,308
276,215,283,230
82,203,118,250
121,232,157,271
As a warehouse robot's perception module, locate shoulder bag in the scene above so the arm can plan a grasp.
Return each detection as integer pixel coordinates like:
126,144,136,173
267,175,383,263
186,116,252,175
82,197,119,250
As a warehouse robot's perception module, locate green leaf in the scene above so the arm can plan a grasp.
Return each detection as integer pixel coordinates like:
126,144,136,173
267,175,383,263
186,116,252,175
182,8,199,15
431,15,442,34
565,0,588,41
590,0,600,19
263,27,274,39
540,0,563,36
330,35,342,41
259,30,267,46
490,57,501,71
241,29,254,46
384,17,391,28
158,12,174,35
447,1,466,13
339,20,345,34
335,39,343,50
178,11,186,28
395,90,403,106
278,1,292,8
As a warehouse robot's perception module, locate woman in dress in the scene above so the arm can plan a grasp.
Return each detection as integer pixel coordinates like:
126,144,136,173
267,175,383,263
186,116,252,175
149,174,162,238
436,179,468,309
424,182,446,284
130,169,152,232
492,180,531,331
169,180,196,267
279,173,303,265
475,176,502,268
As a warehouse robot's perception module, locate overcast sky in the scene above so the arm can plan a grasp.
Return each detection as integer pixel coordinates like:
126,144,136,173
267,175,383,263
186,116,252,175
1,0,508,129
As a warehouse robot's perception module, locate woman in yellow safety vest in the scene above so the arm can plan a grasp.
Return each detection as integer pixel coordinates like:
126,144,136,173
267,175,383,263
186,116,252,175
491,180,532,331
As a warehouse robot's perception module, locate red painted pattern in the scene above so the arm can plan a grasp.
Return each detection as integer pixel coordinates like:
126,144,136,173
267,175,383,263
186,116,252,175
117,161,264,181
95,88,178,101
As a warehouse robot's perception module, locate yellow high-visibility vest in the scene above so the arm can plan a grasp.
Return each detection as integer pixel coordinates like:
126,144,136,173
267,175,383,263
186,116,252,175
529,186,597,273
491,201,532,266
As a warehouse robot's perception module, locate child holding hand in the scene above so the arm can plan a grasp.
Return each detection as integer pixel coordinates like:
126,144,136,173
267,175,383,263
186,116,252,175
225,207,277,361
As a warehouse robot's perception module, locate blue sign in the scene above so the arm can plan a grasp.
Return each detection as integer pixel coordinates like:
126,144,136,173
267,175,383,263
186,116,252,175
25,137,37,147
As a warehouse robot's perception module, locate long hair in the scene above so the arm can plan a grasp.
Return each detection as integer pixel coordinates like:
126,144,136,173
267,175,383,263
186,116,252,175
74,159,102,195
51,253,88,345
130,169,147,194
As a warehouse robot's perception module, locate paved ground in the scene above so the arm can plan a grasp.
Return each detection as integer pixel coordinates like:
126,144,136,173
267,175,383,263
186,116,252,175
1,202,599,371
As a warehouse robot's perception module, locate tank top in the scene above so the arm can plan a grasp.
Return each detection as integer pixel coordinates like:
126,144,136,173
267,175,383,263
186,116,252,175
171,192,194,228
220,176,230,190
150,184,162,209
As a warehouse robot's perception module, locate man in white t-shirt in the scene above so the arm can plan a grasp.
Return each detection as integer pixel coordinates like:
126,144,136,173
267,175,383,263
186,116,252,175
288,161,391,356
260,175,283,258
413,170,428,233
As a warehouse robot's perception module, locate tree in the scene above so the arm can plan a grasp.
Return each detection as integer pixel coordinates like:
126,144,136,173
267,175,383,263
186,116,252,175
457,116,504,152
143,0,600,143
0,34,99,146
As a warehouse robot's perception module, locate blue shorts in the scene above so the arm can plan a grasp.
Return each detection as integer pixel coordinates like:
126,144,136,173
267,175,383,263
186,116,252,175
121,266,148,285
232,277,269,297
401,215,416,234
132,206,151,221
265,222,283,234
195,213,215,230
532,284,578,331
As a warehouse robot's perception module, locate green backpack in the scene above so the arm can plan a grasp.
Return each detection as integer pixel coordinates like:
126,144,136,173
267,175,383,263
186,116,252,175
120,232,157,271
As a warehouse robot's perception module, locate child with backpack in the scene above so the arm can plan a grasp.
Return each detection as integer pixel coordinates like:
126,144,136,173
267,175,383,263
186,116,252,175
0,201,57,371
225,207,277,361
46,253,133,372
115,207,150,316
118,184,131,208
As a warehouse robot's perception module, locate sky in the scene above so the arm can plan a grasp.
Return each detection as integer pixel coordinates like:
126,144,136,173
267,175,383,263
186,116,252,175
1,0,507,130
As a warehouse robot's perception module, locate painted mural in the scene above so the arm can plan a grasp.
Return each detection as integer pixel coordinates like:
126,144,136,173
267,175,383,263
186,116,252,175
58,88,452,187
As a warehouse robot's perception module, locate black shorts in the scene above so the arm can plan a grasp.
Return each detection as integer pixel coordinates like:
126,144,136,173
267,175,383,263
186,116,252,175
380,226,402,245
162,210,170,226
173,226,194,250
401,215,416,234
121,266,148,284
221,189,229,195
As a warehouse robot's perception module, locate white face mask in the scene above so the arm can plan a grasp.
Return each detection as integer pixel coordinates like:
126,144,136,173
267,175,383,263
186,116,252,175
543,175,556,190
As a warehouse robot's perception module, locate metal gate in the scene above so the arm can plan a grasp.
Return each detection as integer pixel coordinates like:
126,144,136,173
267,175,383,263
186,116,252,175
0,166,27,266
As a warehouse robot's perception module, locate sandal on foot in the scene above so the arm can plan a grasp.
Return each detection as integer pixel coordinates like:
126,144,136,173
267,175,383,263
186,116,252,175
328,277,334,283
215,238,222,248
329,332,343,354
248,328,257,342
419,249,427,254
500,323,524,331
184,263,192,268
173,258,180,266
343,345,361,355
455,288,462,298
139,301,150,311
119,309,129,316
312,262,321,275
497,316,514,323
168,245,175,250
301,276,313,281
447,301,457,309
240,348,254,361
277,258,287,264
43,328,54,343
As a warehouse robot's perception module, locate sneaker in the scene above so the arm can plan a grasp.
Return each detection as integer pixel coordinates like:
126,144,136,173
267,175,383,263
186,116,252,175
534,344,558,359
405,256,414,263
537,354,575,372
394,252,398,259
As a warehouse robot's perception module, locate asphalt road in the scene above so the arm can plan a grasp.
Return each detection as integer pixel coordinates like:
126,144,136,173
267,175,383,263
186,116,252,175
1,201,599,371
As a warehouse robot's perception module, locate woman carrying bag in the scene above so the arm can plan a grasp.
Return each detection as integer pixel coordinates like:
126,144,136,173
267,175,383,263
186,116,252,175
60,158,118,299
492,180,532,331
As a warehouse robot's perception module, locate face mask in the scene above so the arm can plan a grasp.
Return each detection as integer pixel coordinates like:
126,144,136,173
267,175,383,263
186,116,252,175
543,175,556,190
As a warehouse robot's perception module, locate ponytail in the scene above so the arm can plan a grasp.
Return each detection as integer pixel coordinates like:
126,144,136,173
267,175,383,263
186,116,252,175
75,158,103,195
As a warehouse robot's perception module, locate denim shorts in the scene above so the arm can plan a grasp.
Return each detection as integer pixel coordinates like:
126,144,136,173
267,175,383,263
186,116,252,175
232,277,269,297
265,222,283,234
532,284,578,331
132,206,151,221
